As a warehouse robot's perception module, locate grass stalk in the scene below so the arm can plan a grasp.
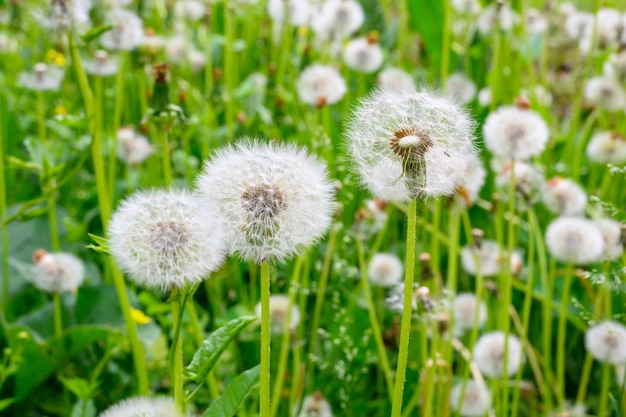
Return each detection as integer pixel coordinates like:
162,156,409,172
260,261,271,417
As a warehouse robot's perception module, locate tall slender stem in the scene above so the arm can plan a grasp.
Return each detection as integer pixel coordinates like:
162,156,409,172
557,264,574,406
161,127,172,187
170,288,185,412
0,93,8,310
53,291,63,338
260,262,271,417
391,198,417,417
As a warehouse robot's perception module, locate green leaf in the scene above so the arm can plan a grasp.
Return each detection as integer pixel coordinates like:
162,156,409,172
71,399,96,417
406,0,444,65
0,398,16,412
58,376,97,400
185,316,256,381
79,25,112,44
86,233,110,255
200,366,260,417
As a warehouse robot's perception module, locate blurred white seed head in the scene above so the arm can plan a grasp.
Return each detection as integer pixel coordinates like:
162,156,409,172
377,67,416,92
595,218,624,261
108,189,226,291
255,294,301,334
460,239,502,277
474,331,524,378
18,63,64,91
367,253,403,287
477,87,491,107
311,0,364,42
196,140,335,264
449,379,491,417
32,250,85,293
297,64,347,106
84,50,119,77
296,392,333,417
445,73,476,104
591,8,622,50
452,293,487,336
98,396,182,417
545,216,605,265
165,35,186,63
100,9,144,51
40,0,90,32
116,127,154,165
477,3,515,35
604,51,626,83
174,0,206,21
458,153,486,207
584,76,626,112
483,106,549,160
586,131,626,165
519,85,553,107
494,160,544,206
558,2,577,18
343,37,384,74
565,11,593,41
346,88,478,202
524,8,548,35
585,321,626,365
268,0,311,26
452,0,481,15
541,177,587,216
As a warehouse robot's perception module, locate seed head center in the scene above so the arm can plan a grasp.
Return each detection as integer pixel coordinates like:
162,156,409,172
389,127,432,159
150,221,189,254
242,185,287,219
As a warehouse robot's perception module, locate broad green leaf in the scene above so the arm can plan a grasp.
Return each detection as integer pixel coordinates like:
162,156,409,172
185,316,256,381
86,233,110,255
75,285,125,328
406,0,444,65
0,398,16,411
200,366,260,417
79,25,112,44
58,376,97,400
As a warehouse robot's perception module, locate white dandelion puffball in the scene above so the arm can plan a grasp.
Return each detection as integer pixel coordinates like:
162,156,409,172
18,63,64,92
346,88,478,202
477,3,515,35
445,73,476,104
458,153,486,206
604,51,626,82
267,0,311,26
474,331,524,378
453,293,487,336
584,76,626,112
460,240,502,277
586,131,626,165
377,67,416,92
495,161,544,206
311,0,364,41
524,8,548,35
343,37,384,74
565,11,593,40
83,50,118,77
545,217,605,265
297,64,347,106
296,392,333,417
196,140,335,264
100,9,144,51
585,321,626,365
367,253,403,287
174,0,206,21
116,127,154,165
541,177,587,216
595,218,624,261
254,294,301,334
452,0,481,15
483,106,549,160
99,396,182,417
449,380,491,417
477,87,491,107
108,189,226,290
32,250,85,293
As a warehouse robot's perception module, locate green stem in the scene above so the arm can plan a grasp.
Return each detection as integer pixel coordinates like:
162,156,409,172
0,93,8,310
598,364,612,417
557,264,574,407
356,234,394,400
260,262,271,417
53,291,63,339
440,0,451,85
223,3,236,138
170,288,185,412
390,198,417,417
161,127,172,187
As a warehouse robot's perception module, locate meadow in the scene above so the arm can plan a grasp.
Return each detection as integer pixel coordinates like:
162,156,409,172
0,0,625,416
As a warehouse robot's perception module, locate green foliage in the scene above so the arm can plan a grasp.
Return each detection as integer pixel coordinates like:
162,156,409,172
200,366,260,417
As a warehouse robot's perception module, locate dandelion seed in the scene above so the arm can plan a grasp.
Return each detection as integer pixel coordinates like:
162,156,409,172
541,177,587,216
31,250,85,293
585,321,626,365
100,9,144,51
98,396,181,417
445,73,477,104
18,63,64,91
346,88,478,202
296,64,347,107
343,35,384,74
449,379,491,417
254,294,300,334
545,217,604,265
452,293,487,336
477,87,491,107
586,131,626,165
196,140,335,264
108,189,226,291
367,253,403,287
473,331,524,378
377,67,416,92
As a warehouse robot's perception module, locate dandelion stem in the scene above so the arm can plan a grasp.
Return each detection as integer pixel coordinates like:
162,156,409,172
0,94,8,310
53,291,63,339
440,0,451,85
260,261,272,417
170,288,185,412
160,127,172,187
557,263,574,406
391,197,417,417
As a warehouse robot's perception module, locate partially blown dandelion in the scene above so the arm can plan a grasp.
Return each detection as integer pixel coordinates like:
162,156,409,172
31,250,85,293
585,321,626,365
98,396,181,417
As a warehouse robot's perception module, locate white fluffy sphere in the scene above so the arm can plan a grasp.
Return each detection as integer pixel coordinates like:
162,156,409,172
585,321,626,365
474,331,524,378
483,106,549,160
545,217,605,265
449,380,491,417
99,396,181,417
32,251,85,293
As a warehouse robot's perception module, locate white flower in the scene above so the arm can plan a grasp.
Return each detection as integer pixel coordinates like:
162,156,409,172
483,106,549,160
40,0,91,32
585,321,626,365
593,8,622,49
558,2,577,18
196,140,335,264
545,217,605,265
595,218,624,261
453,293,487,336
367,253,403,287
296,64,347,106
84,50,118,77
343,37,384,74
32,250,85,293
174,0,206,21
100,9,144,51
311,0,364,41
586,131,626,165
377,67,416,92
445,73,476,104
474,331,524,378
460,240,502,277
254,294,300,334
449,380,491,417
18,63,64,91
477,87,491,107
108,189,226,291
452,0,481,15
541,177,587,216
524,8,548,35
565,11,593,41
494,161,544,206
603,51,626,83
346,88,478,202
98,396,181,417
584,76,626,112
116,127,154,165
296,392,333,417
268,0,311,26
477,3,515,35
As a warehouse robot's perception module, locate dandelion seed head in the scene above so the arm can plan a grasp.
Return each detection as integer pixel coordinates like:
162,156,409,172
585,321,626,365
595,218,624,261
377,67,416,92
343,37,384,74
494,160,544,207
18,62,64,91
449,380,491,417
255,294,300,334
367,253,403,287
296,392,333,417
565,11,593,41
100,9,144,51
524,8,548,35
545,217,605,265
604,51,626,83
452,0,481,15
116,127,154,165
297,64,347,106
268,0,311,26
83,50,119,77
174,0,206,21
584,76,626,112
477,3,515,35
457,153,486,207
483,106,548,160
32,250,85,293
460,240,502,277
98,396,181,417
312,0,364,41
477,87,491,107
445,73,476,104
453,293,487,336
542,177,587,216
586,131,626,165
474,331,524,378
